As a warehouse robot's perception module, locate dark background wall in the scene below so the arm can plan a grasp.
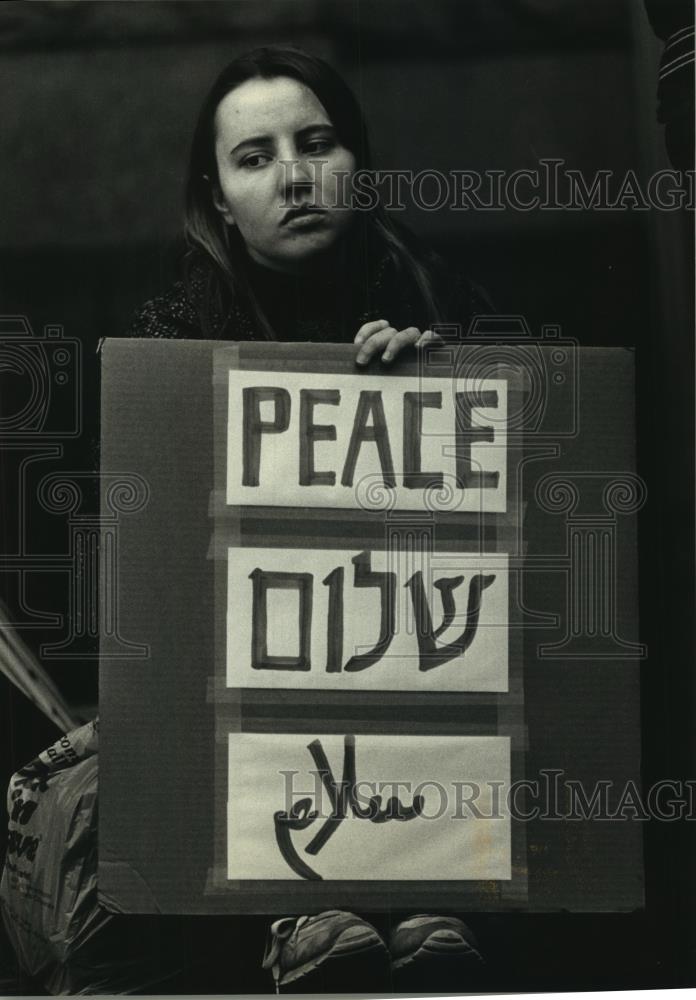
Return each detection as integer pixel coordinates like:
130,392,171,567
0,0,669,342
0,0,694,992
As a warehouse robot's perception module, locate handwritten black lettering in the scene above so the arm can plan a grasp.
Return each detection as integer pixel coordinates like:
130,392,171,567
299,388,340,486
406,571,496,670
322,566,343,672
403,391,445,489
273,798,321,881
273,735,424,881
344,552,396,672
341,391,396,488
242,387,291,487
250,568,313,670
454,390,499,490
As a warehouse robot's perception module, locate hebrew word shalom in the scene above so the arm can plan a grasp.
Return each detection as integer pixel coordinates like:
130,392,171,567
227,370,508,512
227,548,509,692
227,732,511,881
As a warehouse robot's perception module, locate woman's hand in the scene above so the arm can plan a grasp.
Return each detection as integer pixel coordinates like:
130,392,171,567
354,319,440,366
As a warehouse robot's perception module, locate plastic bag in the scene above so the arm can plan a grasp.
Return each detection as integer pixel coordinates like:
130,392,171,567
0,721,195,995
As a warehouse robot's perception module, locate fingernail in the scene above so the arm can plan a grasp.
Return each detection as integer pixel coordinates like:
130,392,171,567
356,354,366,365
382,352,392,362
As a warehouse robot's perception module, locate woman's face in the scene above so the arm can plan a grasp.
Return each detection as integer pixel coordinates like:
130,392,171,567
213,75,357,273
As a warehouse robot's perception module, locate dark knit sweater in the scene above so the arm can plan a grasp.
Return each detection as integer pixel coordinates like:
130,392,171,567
127,244,491,344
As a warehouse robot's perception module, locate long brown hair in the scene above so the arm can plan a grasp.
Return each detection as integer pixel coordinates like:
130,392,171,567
184,45,444,339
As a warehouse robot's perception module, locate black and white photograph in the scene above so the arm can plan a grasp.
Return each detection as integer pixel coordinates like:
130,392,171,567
0,0,694,995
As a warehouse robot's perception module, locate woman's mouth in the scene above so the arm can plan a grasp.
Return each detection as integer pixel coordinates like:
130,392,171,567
281,206,328,228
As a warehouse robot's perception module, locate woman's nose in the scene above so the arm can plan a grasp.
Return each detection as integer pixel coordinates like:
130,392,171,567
279,155,316,193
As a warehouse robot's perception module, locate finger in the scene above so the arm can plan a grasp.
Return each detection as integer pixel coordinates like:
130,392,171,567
415,329,443,347
355,327,397,365
382,327,421,362
354,318,390,345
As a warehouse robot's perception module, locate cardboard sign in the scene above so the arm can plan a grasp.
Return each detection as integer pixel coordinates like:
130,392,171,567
99,340,642,915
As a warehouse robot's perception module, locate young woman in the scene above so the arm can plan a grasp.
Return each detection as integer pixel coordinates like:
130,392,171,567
129,45,487,993
128,45,489,357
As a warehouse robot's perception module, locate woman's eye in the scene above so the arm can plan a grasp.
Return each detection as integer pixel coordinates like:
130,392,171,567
304,138,334,156
240,153,272,169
